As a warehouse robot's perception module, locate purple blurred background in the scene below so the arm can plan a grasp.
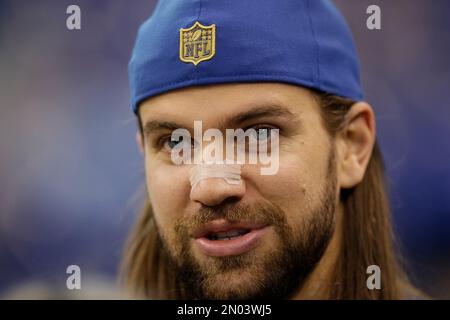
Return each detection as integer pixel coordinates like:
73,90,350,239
0,0,449,298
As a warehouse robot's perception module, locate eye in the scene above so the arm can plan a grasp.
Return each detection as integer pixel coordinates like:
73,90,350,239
161,135,196,152
247,125,277,143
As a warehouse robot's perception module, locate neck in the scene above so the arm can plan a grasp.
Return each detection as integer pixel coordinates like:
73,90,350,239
291,203,343,300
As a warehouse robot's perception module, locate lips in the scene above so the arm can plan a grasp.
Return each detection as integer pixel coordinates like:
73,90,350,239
207,228,249,240
192,219,269,257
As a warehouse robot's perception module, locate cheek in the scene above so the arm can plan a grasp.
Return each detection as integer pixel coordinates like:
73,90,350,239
145,162,190,230
250,139,331,214
252,158,310,207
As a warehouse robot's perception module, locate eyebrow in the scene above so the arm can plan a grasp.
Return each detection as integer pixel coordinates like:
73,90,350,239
142,104,299,136
143,120,185,135
226,104,298,128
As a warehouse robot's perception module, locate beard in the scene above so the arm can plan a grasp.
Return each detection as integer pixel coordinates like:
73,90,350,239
156,152,337,299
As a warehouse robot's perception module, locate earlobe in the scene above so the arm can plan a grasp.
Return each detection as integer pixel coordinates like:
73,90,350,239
136,131,144,155
338,102,376,189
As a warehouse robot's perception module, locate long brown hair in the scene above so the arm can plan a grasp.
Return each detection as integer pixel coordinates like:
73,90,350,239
120,91,420,299
316,92,417,299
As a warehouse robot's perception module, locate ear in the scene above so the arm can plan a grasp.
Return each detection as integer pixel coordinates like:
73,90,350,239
136,131,144,155
336,102,376,189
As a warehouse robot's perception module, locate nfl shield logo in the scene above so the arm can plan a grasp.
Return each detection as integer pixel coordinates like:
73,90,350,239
179,21,216,66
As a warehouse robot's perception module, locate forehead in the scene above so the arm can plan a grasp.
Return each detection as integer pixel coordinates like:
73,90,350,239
138,82,318,126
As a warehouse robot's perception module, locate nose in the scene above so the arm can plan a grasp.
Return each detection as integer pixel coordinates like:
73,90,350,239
190,177,246,207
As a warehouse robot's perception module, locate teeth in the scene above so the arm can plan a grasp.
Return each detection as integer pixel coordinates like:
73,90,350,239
209,229,248,240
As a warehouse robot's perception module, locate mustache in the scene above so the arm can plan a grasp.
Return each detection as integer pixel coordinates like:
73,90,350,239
174,201,288,235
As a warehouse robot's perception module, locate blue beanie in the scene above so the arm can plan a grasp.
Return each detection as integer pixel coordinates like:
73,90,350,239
129,0,362,114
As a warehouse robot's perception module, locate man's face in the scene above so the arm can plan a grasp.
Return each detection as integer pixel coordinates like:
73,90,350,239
139,83,339,299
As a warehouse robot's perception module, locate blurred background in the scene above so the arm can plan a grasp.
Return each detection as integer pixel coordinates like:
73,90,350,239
0,0,449,299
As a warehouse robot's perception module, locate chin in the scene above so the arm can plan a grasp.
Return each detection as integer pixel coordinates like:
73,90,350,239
200,272,263,300
193,251,273,299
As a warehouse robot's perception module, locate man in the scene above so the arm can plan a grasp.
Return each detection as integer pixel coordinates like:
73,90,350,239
122,0,422,299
